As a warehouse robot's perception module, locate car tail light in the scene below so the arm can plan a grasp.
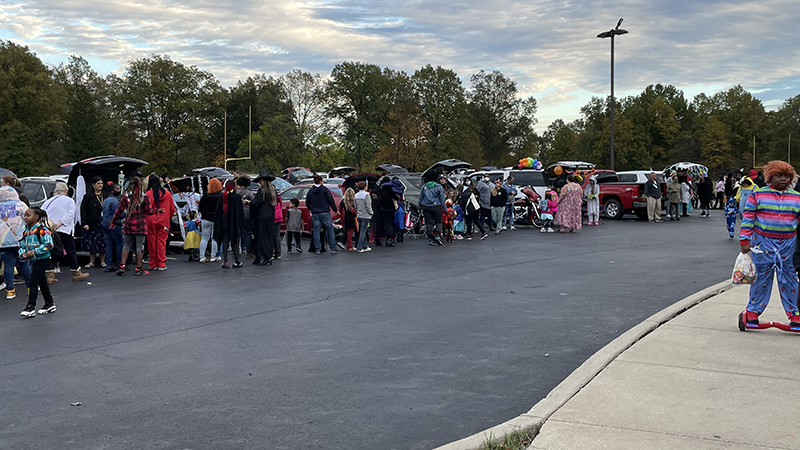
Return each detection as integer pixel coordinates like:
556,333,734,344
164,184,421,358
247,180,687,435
630,185,639,199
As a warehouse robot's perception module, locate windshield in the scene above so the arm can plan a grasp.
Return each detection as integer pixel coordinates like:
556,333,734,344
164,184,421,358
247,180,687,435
291,168,312,179
509,171,547,187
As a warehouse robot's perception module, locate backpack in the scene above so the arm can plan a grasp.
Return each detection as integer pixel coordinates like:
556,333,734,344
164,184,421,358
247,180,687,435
46,226,64,258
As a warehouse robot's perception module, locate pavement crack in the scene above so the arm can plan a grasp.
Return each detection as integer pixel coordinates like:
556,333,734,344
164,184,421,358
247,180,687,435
615,359,800,383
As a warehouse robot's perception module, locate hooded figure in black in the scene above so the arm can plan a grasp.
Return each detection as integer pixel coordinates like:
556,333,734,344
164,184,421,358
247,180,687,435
214,179,245,268
250,169,277,266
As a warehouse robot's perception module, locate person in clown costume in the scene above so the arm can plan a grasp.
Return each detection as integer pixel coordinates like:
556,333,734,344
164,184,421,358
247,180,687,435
739,160,800,328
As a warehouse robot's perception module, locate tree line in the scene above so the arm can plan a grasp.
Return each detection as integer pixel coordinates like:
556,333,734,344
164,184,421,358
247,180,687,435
1,40,797,178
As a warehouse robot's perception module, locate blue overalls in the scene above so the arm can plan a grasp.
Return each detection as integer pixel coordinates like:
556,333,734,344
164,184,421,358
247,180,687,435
747,232,800,317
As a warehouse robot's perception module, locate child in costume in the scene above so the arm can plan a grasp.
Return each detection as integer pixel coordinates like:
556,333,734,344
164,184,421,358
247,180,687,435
453,204,465,240
739,160,800,328
183,210,202,261
725,197,738,239
443,199,455,242
540,191,557,233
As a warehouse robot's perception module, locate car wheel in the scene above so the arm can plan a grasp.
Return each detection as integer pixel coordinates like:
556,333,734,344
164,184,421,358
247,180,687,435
604,199,624,220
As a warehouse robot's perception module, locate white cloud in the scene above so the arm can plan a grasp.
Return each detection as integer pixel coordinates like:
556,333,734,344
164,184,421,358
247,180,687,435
0,0,798,126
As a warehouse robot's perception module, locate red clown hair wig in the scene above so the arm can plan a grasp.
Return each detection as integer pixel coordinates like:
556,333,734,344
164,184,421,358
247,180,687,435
763,160,796,183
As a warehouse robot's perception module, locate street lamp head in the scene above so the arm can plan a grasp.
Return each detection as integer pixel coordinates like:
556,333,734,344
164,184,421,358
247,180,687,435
616,18,624,29
597,28,629,38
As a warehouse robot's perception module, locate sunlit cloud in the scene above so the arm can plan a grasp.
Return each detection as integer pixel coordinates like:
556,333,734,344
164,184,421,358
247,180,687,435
1,0,798,128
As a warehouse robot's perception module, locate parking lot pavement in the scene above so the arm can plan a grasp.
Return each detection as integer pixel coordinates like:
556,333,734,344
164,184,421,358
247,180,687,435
0,214,736,450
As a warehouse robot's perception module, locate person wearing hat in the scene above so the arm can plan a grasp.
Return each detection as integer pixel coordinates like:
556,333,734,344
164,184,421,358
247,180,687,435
306,174,339,255
250,169,277,265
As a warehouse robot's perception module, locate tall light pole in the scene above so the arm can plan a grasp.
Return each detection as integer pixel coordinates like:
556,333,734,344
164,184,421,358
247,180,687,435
597,18,628,171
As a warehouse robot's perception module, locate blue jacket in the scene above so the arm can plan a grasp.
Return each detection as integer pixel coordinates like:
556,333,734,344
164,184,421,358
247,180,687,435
101,195,121,229
418,182,446,209
502,182,517,205
306,184,337,214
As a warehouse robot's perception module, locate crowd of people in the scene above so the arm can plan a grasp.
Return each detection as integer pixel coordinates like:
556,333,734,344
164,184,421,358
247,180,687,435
0,165,690,319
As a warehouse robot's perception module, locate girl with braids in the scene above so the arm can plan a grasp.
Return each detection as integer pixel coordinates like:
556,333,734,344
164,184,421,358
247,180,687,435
111,177,154,276
145,175,176,271
18,207,56,318
213,179,244,269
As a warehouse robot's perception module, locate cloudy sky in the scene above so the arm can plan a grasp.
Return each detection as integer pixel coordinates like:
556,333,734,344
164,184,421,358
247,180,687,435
1,0,798,128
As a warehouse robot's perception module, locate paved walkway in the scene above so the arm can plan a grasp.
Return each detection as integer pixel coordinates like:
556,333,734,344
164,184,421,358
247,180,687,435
529,283,800,450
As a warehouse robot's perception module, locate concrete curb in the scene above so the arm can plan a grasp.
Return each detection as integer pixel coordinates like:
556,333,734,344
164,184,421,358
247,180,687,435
432,280,734,450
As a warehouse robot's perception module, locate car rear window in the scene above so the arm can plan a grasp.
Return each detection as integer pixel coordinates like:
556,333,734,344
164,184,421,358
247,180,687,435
327,187,342,197
617,174,637,183
22,183,45,202
509,171,547,186
399,177,422,189
596,173,619,184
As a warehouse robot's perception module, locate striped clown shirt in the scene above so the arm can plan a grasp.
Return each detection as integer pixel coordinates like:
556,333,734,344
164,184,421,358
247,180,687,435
739,186,800,244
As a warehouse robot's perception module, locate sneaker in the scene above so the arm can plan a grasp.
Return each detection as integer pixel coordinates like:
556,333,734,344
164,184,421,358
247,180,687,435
6,289,15,300
428,240,434,246
790,315,800,327
455,235,463,240
287,249,292,254
466,236,473,241
434,236,443,246
221,263,230,269
54,267,61,274
540,228,547,233
233,262,243,268
729,232,734,239
330,251,338,255
547,228,555,233
365,247,372,252
199,258,208,264
0,282,5,291
116,265,127,275
501,226,508,231
210,257,220,263
134,267,149,276
156,267,167,271
20,304,35,318
37,303,56,315
104,267,116,273
510,226,517,231
480,233,488,240
274,256,282,260
296,248,303,253
315,252,321,255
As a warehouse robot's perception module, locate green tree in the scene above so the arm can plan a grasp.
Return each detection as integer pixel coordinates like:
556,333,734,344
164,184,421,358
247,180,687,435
0,41,65,176
468,70,537,166
377,70,428,171
541,119,578,164
325,61,392,168
765,95,800,163
54,56,111,162
281,69,327,149
592,110,636,170
412,64,474,163
111,55,226,175
701,117,733,173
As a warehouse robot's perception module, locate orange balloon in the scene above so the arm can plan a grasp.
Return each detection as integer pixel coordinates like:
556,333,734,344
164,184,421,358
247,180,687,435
554,165,563,176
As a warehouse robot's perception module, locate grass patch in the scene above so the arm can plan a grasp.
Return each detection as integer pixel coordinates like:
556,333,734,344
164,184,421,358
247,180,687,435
482,429,536,450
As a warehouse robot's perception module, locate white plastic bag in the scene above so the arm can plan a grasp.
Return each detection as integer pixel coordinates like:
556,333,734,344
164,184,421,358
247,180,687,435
732,252,757,284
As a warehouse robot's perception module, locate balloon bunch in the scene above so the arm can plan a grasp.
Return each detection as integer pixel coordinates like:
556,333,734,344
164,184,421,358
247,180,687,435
518,157,543,170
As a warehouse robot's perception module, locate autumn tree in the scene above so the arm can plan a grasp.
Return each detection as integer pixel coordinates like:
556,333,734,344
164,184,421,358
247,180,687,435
701,117,733,173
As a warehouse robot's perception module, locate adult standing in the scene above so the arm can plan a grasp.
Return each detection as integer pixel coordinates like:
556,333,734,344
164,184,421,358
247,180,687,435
379,177,399,247
2,176,29,206
476,175,493,230
354,181,373,252
697,175,714,217
459,179,487,240
724,173,735,203
42,182,89,282
145,175,176,271
272,191,284,260
250,170,277,265
554,175,583,232
490,179,507,234
419,174,448,245
667,172,682,221
306,174,338,255
111,177,154,276
644,172,663,223
198,178,222,263
501,176,517,231
584,176,600,225
102,183,123,272
0,186,30,299
714,176,725,209
214,179,244,269
235,176,255,257
680,176,692,217
80,176,106,268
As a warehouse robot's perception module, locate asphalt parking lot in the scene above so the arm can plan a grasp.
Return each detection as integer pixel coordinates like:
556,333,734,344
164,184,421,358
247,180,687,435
0,213,735,450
